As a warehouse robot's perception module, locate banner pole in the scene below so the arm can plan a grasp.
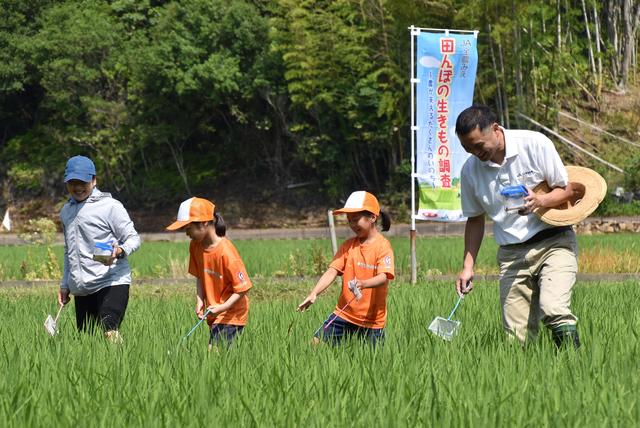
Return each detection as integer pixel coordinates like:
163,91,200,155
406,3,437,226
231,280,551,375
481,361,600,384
410,25,417,285
327,210,338,255
409,27,479,283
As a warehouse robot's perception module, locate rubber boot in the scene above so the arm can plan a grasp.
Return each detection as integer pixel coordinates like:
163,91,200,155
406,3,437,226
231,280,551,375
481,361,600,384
551,324,581,349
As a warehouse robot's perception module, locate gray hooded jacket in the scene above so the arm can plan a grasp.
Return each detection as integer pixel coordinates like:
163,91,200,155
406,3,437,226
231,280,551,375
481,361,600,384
60,187,141,296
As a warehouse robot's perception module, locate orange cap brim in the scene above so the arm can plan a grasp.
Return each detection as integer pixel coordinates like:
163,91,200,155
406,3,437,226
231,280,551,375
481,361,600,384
165,220,192,231
333,207,380,216
333,208,362,215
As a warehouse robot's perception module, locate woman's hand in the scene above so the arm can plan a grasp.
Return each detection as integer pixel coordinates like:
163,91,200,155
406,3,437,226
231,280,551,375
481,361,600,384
58,288,70,306
99,243,123,266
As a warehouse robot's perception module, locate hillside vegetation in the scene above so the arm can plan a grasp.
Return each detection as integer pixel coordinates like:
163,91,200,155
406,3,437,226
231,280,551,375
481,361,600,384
1,1,639,225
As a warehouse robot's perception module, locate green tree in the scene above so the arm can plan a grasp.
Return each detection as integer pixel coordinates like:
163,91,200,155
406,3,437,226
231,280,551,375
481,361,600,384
127,0,270,199
0,0,55,198
272,0,407,196
1,1,137,197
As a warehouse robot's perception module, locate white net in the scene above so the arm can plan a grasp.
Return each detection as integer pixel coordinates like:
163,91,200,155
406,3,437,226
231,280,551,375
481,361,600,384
428,317,461,341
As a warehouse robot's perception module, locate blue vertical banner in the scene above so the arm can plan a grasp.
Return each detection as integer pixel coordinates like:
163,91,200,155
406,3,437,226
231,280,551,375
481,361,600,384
415,31,478,221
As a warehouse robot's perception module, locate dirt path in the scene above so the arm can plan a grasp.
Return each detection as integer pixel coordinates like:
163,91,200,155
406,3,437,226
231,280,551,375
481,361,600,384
0,221,467,244
0,216,637,245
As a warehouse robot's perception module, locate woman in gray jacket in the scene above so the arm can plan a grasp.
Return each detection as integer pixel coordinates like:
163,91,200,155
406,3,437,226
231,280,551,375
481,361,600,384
57,155,141,343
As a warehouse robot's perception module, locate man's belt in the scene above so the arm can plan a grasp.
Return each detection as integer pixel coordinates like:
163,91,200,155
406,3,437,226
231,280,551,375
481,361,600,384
505,225,573,247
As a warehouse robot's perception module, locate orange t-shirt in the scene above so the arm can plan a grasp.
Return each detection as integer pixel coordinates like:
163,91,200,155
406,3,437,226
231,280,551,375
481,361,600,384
188,238,252,326
329,233,395,329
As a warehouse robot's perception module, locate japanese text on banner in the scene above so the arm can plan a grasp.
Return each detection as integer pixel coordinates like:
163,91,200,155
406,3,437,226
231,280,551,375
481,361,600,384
415,31,478,222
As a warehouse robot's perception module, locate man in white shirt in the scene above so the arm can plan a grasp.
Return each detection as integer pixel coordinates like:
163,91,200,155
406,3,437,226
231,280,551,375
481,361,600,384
454,105,580,348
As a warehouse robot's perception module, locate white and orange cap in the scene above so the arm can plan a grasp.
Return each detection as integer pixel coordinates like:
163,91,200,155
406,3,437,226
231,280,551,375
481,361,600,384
166,197,215,231
333,191,380,216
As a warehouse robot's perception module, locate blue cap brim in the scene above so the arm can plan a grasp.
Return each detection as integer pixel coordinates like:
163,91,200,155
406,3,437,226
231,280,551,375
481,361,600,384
64,173,94,183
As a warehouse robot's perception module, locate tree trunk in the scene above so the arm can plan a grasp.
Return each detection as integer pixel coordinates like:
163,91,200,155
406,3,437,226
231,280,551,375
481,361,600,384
552,0,562,118
557,0,562,51
564,0,573,45
529,19,538,107
618,0,640,91
372,0,401,171
605,0,621,83
634,32,638,84
487,24,505,125
540,8,547,97
166,140,191,195
497,40,510,128
593,0,603,95
261,89,295,188
581,0,597,92
367,147,381,191
513,0,524,119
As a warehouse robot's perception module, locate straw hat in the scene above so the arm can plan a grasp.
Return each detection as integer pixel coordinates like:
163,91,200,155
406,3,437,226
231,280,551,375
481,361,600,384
532,166,607,226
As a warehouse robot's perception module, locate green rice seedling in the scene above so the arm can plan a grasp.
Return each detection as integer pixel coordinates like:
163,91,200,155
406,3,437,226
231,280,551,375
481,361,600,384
1,280,639,426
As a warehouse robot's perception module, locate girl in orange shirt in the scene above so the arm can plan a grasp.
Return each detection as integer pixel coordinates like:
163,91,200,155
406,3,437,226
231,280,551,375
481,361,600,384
166,197,252,348
298,191,394,346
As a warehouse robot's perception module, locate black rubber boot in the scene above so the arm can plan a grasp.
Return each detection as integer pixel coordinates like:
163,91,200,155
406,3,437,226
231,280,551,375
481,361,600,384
551,324,581,349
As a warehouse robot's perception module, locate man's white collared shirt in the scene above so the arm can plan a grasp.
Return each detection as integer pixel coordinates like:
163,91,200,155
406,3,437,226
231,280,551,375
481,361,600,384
460,128,568,246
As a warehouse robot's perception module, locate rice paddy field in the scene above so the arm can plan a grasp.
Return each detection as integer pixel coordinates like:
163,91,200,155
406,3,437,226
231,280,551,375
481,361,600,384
1,234,639,426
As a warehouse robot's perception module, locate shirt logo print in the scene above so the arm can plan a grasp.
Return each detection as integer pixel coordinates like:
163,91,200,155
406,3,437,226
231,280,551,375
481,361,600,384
517,170,536,178
205,268,222,279
384,256,391,268
356,262,376,270
237,271,245,282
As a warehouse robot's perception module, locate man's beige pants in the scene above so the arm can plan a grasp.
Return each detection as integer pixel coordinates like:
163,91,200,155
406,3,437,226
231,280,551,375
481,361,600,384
497,230,578,344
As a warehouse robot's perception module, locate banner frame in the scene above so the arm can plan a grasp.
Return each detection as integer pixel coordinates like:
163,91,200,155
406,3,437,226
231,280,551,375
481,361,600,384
408,25,479,284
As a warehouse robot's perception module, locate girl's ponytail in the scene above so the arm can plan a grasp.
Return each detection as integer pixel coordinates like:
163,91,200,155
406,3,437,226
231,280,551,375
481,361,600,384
214,212,227,237
379,209,391,232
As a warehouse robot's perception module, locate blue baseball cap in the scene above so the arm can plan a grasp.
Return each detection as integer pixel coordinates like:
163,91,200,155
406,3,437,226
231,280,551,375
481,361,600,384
64,155,96,183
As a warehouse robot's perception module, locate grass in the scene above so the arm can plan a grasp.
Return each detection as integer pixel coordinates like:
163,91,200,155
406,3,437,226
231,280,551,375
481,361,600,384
0,280,639,426
0,233,639,281
594,196,640,216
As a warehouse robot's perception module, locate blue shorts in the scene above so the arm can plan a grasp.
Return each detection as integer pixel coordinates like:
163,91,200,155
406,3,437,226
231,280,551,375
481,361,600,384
314,314,385,347
209,324,244,346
